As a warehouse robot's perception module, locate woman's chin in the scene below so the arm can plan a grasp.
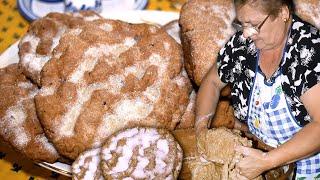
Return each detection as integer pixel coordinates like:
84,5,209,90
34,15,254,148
253,41,266,50
254,43,263,49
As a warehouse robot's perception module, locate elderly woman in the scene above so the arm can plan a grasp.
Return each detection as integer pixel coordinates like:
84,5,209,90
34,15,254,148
195,0,320,179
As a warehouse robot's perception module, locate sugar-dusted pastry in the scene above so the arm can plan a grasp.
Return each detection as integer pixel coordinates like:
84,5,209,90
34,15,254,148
35,18,192,159
179,0,235,86
101,127,183,179
0,64,59,162
72,147,103,180
295,0,320,28
18,11,102,85
177,90,196,129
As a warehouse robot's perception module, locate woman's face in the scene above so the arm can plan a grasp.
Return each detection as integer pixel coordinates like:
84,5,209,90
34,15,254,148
236,4,288,50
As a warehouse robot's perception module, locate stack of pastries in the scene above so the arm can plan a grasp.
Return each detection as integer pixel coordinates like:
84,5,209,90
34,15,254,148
1,0,314,177
1,11,192,163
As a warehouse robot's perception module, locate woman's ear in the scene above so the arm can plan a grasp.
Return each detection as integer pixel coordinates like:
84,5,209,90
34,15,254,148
280,5,290,22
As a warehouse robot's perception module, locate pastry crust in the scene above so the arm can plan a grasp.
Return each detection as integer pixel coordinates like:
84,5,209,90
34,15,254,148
179,0,235,86
295,0,320,28
18,11,102,85
34,17,191,159
0,64,59,162
100,127,183,179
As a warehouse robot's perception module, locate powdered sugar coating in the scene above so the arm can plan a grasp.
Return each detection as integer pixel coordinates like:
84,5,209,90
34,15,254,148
3,103,30,147
177,90,196,129
179,0,236,85
19,35,51,73
295,0,320,28
0,64,59,162
72,148,103,180
18,11,102,85
101,127,183,179
35,18,192,160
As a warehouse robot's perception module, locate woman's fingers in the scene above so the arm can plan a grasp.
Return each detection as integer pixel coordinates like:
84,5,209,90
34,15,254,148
235,146,252,156
236,172,250,180
235,146,263,157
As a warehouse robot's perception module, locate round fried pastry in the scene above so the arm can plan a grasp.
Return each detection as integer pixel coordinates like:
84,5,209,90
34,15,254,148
35,19,192,159
101,127,183,179
72,147,103,180
0,64,59,162
18,11,102,85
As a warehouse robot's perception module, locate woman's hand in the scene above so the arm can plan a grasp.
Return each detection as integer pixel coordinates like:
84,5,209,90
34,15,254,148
235,146,273,179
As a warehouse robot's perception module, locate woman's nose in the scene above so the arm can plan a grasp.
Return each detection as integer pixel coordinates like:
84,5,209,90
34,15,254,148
243,28,258,39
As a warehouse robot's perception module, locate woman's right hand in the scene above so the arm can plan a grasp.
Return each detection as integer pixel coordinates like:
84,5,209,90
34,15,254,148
195,115,210,159
194,60,226,132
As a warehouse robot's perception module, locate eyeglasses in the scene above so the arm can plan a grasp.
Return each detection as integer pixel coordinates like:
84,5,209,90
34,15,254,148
232,14,270,35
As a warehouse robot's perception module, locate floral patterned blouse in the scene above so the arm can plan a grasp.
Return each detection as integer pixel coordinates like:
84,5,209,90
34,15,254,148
217,14,320,126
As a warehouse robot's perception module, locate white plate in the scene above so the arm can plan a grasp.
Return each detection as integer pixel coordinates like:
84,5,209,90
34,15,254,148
17,0,149,21
0,10,179,177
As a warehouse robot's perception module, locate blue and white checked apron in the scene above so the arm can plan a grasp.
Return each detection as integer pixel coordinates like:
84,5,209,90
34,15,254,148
247,64,320,179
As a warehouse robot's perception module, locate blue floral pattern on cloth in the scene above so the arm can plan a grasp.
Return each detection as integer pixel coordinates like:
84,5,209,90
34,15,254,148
64,0,102,12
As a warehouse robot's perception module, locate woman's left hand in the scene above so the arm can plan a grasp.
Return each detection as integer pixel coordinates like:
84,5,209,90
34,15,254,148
235,146,273,179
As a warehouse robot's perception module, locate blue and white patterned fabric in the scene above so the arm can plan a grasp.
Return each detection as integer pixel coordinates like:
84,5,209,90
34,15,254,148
247,57,320,179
